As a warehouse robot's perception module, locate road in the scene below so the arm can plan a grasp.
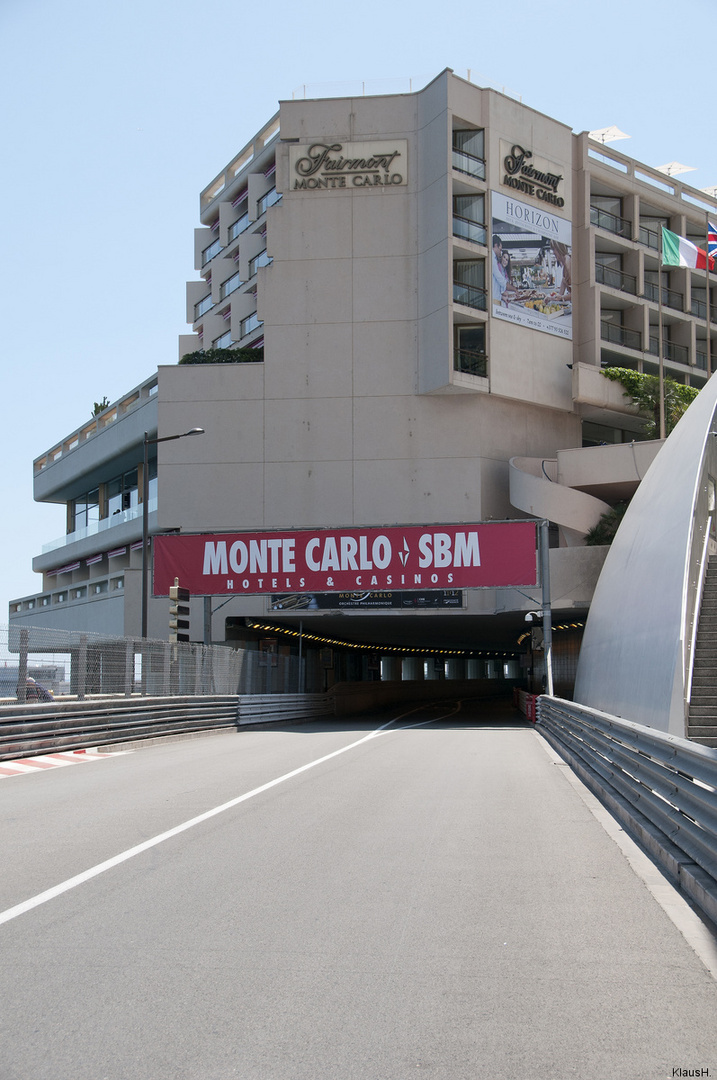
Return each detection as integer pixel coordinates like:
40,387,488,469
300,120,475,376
1,699,716,1080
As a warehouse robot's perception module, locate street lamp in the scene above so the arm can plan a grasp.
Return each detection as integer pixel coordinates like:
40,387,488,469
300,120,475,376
141,427,204,639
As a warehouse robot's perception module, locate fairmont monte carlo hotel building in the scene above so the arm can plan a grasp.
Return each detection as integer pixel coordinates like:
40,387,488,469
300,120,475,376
11,69,717,694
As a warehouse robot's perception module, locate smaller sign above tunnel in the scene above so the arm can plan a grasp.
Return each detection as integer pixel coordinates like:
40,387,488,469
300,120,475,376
153,522,537,597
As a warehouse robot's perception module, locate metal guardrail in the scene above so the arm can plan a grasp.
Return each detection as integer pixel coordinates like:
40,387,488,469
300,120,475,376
238,694,334,725
0,693,336,759
537,696,717,926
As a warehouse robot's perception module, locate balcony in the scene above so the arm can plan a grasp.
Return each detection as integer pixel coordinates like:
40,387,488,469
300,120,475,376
643,281,684,311
202,238,223,267
220,272,243,300
454,347,487,377
229,213,250,241
194,294,214,320
241,312,262,337
590,206,632,239
601,321,642,351
638,223,660,250
452,148,486,180
41,496,157,555
453,280,487,311
648,337,690,366
258,188,282,215
453,215,486,246
595,263,637,295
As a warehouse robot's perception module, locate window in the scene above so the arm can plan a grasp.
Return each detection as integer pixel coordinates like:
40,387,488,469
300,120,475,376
220,272,243,300
453,194,486,245
248,249,272,278
453,259,486,309
257,187,282,215
194,294,213,319
72,489,100,532
452,129,485,179
202,238,223,266
455,325,487,377
106,468,141,518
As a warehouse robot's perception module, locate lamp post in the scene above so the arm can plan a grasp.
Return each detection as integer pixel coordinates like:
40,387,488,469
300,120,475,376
141,427,204,639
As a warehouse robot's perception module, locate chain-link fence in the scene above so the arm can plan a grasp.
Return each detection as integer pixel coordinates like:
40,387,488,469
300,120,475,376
0,625,304,701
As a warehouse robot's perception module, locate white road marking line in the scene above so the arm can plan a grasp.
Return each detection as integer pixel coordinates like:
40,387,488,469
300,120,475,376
0,709,453,928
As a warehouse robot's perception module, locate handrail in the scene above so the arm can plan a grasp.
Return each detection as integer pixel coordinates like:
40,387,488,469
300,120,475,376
537,696,717,926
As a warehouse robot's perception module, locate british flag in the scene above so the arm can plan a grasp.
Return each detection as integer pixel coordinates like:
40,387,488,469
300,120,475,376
708,220,717,267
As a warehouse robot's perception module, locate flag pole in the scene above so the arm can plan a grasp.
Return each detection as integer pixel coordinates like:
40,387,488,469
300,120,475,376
658,231,666,439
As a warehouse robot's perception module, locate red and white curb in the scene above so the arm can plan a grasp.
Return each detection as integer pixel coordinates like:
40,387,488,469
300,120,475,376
0,749,130,779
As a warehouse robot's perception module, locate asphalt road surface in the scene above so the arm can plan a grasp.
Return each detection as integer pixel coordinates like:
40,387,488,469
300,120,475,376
1,699,716,1080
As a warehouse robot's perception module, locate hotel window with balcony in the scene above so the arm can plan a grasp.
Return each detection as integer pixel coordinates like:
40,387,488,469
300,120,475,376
600,313,641,352
639,215,666,251
106,468,142,517
248,249,272,278
257,187,282,216
194,293,213,320
229,200,250,241
453,259,487,310
454,325,486,377
452,129,485,180
453,194,486,246
202,238,223,266
240,311,262,338
590,195,631,239
214,330,234,349
595,252,636,295
220,271,243,300
72,489,100,532
644,270,684,311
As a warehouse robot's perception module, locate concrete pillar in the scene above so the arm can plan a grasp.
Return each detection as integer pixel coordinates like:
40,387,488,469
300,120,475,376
445,658,466,680
402,657,424,681
466,659,481,680
381,656,403,681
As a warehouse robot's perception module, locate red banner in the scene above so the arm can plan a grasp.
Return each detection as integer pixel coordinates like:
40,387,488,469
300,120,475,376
153,522,537,597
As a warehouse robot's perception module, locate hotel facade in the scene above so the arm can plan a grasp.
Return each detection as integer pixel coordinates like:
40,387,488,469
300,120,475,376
11,69,717,690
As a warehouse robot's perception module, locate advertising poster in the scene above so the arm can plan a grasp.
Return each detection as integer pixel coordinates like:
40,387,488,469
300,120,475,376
491,190,573,339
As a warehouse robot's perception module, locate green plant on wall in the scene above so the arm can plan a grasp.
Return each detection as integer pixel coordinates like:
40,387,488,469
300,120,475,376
601,367,699,439
585,502,629,546
179,347,264,365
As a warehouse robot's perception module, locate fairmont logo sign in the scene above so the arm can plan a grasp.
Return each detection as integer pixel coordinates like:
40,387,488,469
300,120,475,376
502,142,565,207
289,140,408,191
153,522,537,596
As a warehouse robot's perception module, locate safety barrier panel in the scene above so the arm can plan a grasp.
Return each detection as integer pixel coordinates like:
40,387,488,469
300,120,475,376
537,696,717,927
238,694,334,725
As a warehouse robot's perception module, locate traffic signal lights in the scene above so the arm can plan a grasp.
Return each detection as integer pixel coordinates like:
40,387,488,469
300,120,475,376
169,579,190,643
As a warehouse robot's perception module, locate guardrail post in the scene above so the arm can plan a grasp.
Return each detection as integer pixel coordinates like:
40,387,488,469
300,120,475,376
77,635,88,701
124,640,134,697
16,628,29,703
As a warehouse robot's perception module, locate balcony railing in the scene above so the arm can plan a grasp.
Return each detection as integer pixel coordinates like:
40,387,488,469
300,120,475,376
590,206,632,239
258,188,282,215
600,321,642,351
220,272,243,300
452,148,486,180
41,497,158,555
638,223,660,250
453,215,487,246
648,337,690,366
194,294,214,320
643,281,684,310
453,281,487,310
229,213,250,241
454,348,487,377
695,348,710,371
201,238,223,266
595,263,637,295
241,312,262,337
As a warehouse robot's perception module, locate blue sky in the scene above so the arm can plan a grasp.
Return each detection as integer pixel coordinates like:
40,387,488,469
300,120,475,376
1,0,714,621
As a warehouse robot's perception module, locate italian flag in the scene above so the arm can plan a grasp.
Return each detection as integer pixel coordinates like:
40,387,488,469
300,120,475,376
662,226,713,269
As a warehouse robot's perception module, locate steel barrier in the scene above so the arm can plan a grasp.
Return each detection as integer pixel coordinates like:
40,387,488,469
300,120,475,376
0,693,335,759
537,696,717,927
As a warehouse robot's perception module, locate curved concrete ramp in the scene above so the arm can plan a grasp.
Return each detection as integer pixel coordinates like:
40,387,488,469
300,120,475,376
574,372,717,736
509,456,611,545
